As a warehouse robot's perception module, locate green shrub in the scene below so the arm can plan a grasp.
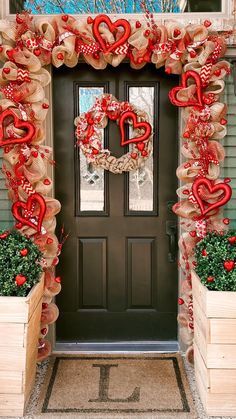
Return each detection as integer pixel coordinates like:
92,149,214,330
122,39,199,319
195,231,236,291
0,230,43,297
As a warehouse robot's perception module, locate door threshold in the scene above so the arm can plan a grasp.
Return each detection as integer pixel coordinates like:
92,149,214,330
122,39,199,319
53,341,179,354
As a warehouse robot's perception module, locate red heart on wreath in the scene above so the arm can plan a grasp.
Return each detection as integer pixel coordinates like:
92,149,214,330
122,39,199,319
192,177,232,217
92,14,131,53
0,109,35,147
169,70,203,108
12,193,46,233
119,111,152,147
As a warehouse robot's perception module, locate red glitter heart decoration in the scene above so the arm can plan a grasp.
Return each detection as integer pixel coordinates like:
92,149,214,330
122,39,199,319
12,193,46,233
169,70,203,108
0,109,35,147
224,260,235,271
119,111,152,147
192,178,232,217
92,14,131,53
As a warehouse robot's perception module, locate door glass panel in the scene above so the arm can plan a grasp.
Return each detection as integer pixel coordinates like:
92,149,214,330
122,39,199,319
78,87,105,212
128,86,155,212
10,0,222,14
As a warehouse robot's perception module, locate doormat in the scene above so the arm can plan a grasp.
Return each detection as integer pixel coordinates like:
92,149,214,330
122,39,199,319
35,354,196,419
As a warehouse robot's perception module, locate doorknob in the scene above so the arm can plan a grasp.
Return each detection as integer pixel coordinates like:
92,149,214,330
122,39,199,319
166,220,177,263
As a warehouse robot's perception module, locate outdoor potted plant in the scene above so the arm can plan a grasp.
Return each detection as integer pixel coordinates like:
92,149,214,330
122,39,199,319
0,229,44,417
192,230,236,417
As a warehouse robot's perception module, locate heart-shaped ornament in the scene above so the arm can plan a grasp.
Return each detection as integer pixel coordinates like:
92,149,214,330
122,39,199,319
92,14,131,53
169,70,203,108
0,109,35,147
119,111,152,147
192,178,232,217
12,193,46,233
224,260,235,271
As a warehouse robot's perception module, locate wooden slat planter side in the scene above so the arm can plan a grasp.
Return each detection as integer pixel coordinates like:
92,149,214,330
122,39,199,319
0,275,44,417
192,270,236,416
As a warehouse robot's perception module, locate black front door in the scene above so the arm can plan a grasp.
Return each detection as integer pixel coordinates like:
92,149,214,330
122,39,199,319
53,63,178,343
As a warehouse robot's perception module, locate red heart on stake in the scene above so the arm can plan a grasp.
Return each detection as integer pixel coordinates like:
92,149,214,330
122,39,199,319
0,109,35,147
169,70,203,108
192,178,232,217
92,14,131,53
119,110,152,147
12,193,46,233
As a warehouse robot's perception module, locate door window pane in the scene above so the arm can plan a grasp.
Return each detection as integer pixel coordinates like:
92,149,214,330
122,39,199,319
10,0,222,14
128,86,155,212
77,87,105,212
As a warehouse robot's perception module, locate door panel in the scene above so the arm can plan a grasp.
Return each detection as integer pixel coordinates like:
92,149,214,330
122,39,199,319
53,63,178,342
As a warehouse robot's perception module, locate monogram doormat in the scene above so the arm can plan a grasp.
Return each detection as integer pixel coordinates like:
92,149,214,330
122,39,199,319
35,354,196,419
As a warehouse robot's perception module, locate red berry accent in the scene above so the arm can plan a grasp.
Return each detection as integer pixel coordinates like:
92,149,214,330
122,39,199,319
34,48,41,56
92,148,99,155
16,15,23,24
144,29,150,37
224,177,231,183
20,248,28,256
4,146,10,153
0,47,3,53
173,28,181,37
141,150,148,157
137,57,143,64
15,274,27,286
3,67,10,74
46,237,53,244
178,297,184,305
55,276,61,283
183,131,190,138
207,276,215,283
165,66,172,74
223,218,230,225
201,249,208,257
228,236,236,244
131,152,138,159
224,260,235,271
87,16,94,24
204,20,211,27
220,118,227,125
42,103,49,109
42,303,48,309
136,21,141,28
0,232,8,239
43,178,51,185
61,14,69,22
57,53,64,61
189,50,197,58
189,231,196,237
214,69,221,77
31,151,38,158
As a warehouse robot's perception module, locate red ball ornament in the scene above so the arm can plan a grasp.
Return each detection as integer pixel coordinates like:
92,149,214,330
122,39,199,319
223,218,230,225
92,148,99,155
190,50,197,58
201,249,208,256
61,14,69,22
178,297,184,305
55,276,61,283
228,236,236,244
204,20,212,27
31,150,38,158
207,276,215,283
224,178,231,183
42,303,48,309
173,28,181,37
0,47,3,53
87,16,94,24
15,274,27,286
224,260,235,271
42,103,49,109
144,29,150,37
34,48,41,56
57,53,64,61
0,232,8,239
20,248,28,256
183,131,190,138
220,118,227,125
136,21,141,28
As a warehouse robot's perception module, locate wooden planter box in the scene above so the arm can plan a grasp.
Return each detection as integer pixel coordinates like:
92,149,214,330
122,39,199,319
0,275,44,417
192,270,236,416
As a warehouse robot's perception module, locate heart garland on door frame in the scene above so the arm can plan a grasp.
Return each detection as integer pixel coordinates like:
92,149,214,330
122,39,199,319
0,109,35,147
92,14,131,54
12,193,46,233
169,70,203,108
74,93,153,174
